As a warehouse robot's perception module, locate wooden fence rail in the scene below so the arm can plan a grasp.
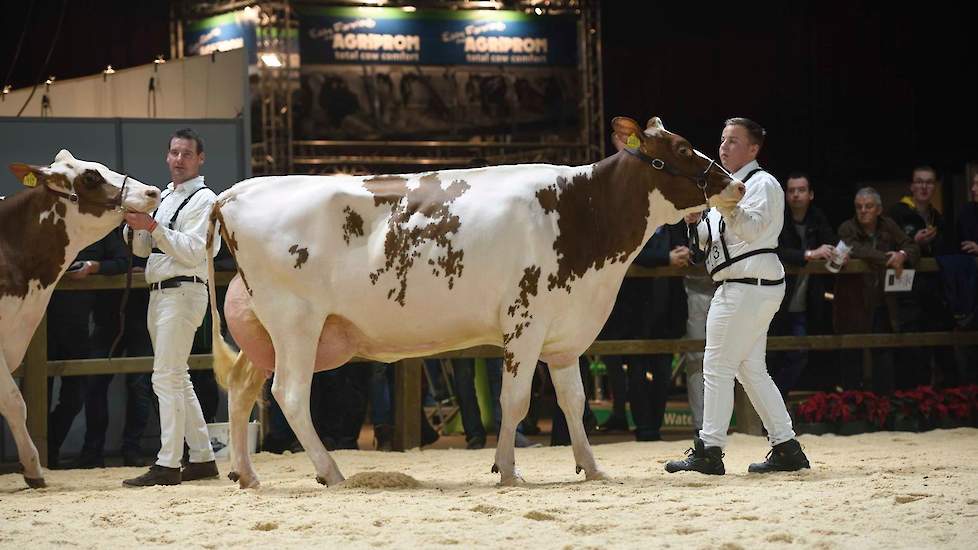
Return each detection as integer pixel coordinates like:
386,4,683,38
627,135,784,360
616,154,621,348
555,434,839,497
14,257,977,465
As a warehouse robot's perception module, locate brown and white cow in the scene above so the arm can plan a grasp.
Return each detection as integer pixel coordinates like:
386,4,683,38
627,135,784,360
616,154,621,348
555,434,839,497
1,150,160,488
206,117,744,488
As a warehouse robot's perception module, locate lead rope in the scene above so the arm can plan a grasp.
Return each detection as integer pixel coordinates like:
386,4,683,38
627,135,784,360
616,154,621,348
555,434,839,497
108,227,135,359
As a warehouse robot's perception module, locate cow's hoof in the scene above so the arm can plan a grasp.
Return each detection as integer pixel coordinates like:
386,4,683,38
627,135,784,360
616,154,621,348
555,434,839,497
316,475,328,486
228,471,240,483
576,464,583,475
24,476,46,489
491,463,499,474
585,469,611,482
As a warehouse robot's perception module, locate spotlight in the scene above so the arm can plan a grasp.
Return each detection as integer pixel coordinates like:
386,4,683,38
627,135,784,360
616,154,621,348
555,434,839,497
103,65,116,75
402,5,416,12
534,7,543,15
45,76,56,85
154,55,166,65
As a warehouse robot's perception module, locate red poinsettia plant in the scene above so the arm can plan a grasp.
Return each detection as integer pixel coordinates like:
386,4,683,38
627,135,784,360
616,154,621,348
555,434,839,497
796,386,976,428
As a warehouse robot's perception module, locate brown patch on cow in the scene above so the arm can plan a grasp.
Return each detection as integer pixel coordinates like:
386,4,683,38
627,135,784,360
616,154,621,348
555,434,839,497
363,175,410,207
502,348,518,376
507,265,541,317
341,206,365,244
0,187,70,299
288,244,309,269
70,169,120,217
536,159,651,293
211,200,253,296
364,173,470,306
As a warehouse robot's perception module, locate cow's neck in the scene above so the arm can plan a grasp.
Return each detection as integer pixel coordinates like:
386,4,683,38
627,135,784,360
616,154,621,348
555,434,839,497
0,187,118,300
591,152,675,244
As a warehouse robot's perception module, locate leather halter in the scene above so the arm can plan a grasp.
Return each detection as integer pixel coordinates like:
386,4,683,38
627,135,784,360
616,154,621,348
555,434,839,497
622,146,727,205
44,174,129,212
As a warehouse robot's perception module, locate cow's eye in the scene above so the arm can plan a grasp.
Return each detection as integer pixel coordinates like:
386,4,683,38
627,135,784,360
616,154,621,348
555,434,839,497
678,146,692,157
78,169,103,189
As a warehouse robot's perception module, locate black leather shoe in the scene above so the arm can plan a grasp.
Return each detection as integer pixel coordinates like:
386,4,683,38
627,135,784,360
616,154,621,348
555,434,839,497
123,465,181,487
748,439,811,473
665,437,725,475
182,460,220,481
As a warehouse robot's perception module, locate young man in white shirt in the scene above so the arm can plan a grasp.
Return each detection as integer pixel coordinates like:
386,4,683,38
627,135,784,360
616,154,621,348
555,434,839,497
123,128,222,486
666,118,810,475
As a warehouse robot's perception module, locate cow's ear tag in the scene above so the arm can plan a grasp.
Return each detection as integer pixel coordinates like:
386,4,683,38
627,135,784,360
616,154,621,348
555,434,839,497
626,134,641,149
22,172,38,187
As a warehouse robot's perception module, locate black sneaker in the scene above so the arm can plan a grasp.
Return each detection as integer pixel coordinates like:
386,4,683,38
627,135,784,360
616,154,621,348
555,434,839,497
748,439,811,473
181,460,220,481
123,465,181,487
664,437,725,475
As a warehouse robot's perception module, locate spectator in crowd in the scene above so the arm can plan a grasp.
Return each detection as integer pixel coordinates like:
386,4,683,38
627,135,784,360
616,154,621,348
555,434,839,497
888,165,957,385
75,229,153,469
834,187,920,394
959,172,978,256
123,128,221,486
47,231,133,469
771,172,841,398
667,117,809,475
369,362,395,451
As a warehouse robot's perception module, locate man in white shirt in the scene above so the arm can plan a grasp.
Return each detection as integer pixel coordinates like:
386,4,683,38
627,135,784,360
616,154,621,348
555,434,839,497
666,118,810,475
123,128,222,486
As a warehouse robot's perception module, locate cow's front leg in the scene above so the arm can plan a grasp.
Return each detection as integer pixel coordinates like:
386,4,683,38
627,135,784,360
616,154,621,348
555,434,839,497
0,353,45,488
548,361,609,481
492,331,544,486
227,353,264,489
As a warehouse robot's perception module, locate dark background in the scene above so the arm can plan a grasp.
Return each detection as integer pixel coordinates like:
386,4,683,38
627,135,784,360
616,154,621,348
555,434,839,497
2,1,976,225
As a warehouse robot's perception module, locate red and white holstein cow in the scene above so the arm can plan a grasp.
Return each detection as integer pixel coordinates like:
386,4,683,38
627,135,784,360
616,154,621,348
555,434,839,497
1,150,160,488
206,116,744,488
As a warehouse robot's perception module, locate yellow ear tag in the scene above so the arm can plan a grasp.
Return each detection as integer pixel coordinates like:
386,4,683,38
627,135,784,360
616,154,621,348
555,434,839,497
626,134,641,149
22,172,38,187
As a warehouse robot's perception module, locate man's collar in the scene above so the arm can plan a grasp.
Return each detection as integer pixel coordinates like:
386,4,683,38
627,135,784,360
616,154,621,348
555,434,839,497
167,175,205,193
731,160,760,181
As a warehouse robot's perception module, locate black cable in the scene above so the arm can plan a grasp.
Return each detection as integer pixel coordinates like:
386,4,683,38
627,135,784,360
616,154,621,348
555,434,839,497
2,0,35,89
16,0,69,117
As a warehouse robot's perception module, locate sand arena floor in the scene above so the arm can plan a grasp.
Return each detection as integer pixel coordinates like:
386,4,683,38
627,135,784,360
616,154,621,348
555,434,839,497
2,429,977,549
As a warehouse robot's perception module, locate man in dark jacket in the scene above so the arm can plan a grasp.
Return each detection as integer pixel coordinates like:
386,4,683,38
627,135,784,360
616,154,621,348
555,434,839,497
888,165,955,385
593,221,689,441
771,173,839,398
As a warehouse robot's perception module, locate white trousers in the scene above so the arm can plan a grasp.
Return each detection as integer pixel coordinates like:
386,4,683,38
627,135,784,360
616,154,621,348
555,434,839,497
699,282,795,448
148,284,214,468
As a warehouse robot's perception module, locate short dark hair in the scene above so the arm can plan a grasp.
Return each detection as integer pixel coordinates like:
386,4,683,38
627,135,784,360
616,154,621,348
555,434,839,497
911,164,938,181
168,128,204,154
724,117,766,148
785,171,813,192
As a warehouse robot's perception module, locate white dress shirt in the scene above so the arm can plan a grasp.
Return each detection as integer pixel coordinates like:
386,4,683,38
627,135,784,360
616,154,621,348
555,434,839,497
129,175,221,284
692,160,785,281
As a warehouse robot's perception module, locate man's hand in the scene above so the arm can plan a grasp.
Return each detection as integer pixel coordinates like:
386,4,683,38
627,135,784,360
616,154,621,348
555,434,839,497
684,211,703,224
125,212,157,232
961,240,978,255
669,246,691,267
806,244,835,262
65,260,99,280
914,226,937,244
885,250,908,278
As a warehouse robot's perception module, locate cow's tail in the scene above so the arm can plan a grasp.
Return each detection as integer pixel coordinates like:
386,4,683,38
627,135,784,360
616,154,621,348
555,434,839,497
206,201,238,390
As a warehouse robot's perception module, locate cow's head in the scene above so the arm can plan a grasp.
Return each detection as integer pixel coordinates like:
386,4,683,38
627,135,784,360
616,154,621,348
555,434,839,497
612,117,744,213
9,149,160,217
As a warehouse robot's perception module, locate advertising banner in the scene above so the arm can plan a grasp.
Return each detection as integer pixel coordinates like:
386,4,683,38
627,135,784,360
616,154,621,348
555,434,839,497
298,6,578,66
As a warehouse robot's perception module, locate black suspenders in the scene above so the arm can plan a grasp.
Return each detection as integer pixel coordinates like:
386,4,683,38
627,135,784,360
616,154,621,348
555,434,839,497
151,186,208,254
703,168,778,276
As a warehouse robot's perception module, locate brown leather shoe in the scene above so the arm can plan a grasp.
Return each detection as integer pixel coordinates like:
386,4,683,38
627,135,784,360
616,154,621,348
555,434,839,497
123,465,181,487
182,460,220,481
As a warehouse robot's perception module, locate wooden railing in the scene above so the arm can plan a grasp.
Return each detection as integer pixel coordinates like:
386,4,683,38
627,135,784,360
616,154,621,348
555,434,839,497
14,258,978,465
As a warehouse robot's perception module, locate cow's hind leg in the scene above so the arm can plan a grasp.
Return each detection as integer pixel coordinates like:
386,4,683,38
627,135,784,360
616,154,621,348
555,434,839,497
266,305,351,486
227,352,265,489
0,351,45,488
493,331,545,486
548,361,609,481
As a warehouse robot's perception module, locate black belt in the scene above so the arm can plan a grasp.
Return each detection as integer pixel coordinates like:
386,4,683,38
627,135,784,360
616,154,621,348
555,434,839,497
718,277,785,287
150,275,205,291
